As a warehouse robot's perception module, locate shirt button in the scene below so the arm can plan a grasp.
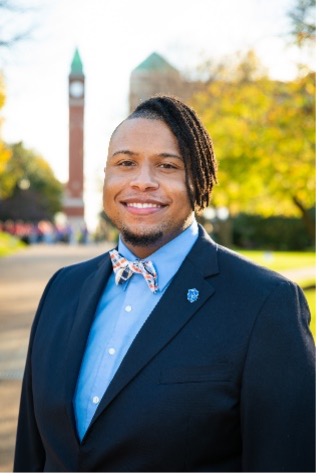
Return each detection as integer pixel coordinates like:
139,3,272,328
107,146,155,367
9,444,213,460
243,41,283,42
108,347,116,355
92,396,100,404
125,305,132,312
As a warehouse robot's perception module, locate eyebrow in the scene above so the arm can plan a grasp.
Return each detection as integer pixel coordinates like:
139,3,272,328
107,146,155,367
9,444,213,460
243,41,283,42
111,150,183,161
111,150,136,158
159,152,183,161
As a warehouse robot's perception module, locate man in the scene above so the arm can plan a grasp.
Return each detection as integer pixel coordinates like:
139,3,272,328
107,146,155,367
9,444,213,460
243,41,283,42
14,96,315,472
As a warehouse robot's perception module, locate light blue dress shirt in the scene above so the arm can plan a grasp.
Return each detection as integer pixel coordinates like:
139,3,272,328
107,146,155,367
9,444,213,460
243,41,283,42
73,221,199,440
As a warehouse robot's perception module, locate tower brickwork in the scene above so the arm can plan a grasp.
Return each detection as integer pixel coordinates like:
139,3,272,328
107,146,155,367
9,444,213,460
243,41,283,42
63,49,85,228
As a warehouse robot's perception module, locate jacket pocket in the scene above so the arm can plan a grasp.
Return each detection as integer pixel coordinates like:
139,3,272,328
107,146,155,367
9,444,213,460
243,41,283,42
159,363,231,384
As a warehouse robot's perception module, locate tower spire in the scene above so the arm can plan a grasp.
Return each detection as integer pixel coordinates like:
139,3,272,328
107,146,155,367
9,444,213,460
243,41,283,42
70,48,83,75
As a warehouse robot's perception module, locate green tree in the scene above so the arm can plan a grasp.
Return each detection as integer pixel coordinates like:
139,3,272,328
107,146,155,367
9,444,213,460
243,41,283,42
0,0,35,50
191,54,315,240
288,0,316,46
0,73,11,186
0,141,63,220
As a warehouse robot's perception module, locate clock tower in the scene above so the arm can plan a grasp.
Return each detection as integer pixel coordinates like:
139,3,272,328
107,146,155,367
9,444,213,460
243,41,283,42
63,48,85,229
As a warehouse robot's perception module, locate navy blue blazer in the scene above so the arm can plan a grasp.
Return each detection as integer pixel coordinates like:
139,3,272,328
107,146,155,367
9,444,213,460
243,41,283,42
14,226,315,472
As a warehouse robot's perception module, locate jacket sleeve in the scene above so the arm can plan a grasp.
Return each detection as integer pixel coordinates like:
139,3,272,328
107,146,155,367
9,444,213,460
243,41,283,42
240,280,315,472
13,270,62,472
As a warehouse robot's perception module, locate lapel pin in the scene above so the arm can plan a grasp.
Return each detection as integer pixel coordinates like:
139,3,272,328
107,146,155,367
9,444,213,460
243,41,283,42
187,288,199,303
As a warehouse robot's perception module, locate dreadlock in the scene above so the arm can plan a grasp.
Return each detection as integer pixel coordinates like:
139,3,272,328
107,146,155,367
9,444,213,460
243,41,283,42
127,95,218,211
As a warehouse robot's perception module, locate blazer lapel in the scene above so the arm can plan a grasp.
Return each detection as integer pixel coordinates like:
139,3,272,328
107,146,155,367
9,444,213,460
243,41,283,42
88,229,219,429
64,253,113,430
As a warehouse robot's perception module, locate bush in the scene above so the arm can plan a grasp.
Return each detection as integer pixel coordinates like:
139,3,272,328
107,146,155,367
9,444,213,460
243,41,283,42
233,213,314,251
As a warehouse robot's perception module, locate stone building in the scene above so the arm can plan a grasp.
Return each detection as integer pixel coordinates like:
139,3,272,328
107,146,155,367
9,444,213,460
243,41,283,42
129,52,198,113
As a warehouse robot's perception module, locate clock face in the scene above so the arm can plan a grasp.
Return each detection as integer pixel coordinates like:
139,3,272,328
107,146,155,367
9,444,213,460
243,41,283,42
69,80,84,98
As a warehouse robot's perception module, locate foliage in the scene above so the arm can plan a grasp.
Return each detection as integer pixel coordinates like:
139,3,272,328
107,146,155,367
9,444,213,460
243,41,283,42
288,0,316,47
0,230,25,257
196,50,268,84
0,54,62,223
0,141,63,220
0,71,6,109
304,288,316,339
0,0,35,50
0,73,12,186
233,211,315,251
191,54,315,240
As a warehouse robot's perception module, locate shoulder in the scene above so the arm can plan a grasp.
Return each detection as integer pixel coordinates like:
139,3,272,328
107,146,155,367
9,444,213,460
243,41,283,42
42,251,111,293
32,251,111,319
217,243,286,283
193,225,292,293
57,251,109,275
193,228,311,329
216,243,300,302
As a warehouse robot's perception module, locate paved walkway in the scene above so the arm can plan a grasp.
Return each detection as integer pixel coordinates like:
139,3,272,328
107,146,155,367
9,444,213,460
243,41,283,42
0,244,316,471
0,242,113,472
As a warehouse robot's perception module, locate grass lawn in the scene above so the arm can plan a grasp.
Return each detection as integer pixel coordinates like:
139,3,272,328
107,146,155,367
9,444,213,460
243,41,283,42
238,249,316,340
0,232,25,258
304,288,316,339
238,250,315,272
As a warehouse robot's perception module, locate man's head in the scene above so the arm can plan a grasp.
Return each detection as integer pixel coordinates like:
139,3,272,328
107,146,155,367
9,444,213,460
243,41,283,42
104,95,217,258
125,95,217,211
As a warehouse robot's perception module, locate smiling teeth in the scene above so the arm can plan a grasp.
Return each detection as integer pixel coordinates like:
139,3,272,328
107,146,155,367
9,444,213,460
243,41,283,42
129,203,161,208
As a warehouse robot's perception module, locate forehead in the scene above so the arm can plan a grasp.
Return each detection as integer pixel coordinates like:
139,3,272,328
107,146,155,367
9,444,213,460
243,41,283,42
109,118,179,154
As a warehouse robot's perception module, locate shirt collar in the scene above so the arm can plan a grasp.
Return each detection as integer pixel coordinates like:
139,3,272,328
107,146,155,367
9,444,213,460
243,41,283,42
118,220,199,292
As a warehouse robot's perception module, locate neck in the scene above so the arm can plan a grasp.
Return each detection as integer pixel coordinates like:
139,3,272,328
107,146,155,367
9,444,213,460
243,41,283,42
124,244,161,259
121,234,172,259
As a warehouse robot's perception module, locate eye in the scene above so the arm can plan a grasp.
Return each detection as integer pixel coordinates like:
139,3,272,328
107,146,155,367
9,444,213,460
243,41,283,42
158,162,180,170
117,160,135,167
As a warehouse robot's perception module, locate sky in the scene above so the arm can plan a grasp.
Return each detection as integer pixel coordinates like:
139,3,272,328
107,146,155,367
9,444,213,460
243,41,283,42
0,0,315,230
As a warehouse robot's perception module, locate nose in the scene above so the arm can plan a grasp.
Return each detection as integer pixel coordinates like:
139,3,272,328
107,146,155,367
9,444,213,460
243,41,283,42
130,162,159,191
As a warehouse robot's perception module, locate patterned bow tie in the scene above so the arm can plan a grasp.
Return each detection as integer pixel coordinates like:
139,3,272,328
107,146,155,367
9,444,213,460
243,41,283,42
109,249,158,293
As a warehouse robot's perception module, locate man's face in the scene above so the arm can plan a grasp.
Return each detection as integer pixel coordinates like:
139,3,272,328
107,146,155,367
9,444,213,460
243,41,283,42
103,118,194,258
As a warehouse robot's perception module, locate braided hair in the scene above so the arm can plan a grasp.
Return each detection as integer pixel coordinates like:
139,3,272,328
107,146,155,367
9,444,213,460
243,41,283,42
128,95,218,211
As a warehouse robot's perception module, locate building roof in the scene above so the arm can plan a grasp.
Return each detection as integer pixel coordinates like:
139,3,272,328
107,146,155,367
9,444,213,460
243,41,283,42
70,48,83,75
132,52,178,73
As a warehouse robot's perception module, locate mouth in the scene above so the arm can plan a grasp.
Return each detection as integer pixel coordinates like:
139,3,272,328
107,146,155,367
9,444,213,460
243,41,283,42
121,199,167,215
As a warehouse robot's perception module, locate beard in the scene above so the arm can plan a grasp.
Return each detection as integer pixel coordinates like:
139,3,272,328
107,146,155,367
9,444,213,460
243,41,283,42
105,209,165,248
120,225,163,247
